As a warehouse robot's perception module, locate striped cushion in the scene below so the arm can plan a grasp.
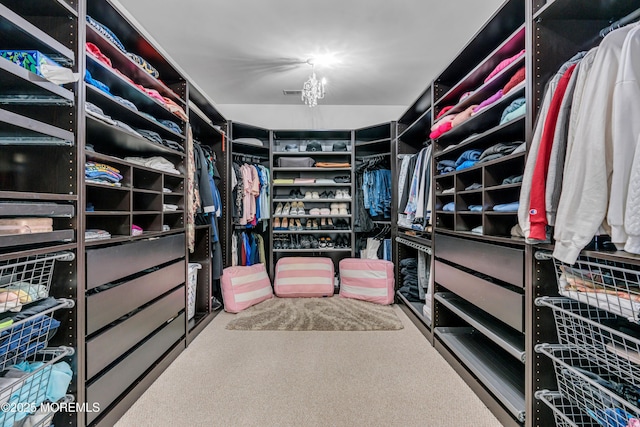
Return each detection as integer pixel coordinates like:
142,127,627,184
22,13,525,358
274,257,334,298
339,259,395,305
221,263,273,313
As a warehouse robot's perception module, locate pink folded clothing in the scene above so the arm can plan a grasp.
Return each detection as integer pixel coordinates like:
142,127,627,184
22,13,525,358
293,178,315,184
429,121,453,140
86,42,112,67
435,105,454,120
484,49,525,83
473,90,503,113
163,97,188,121
451,105,478,128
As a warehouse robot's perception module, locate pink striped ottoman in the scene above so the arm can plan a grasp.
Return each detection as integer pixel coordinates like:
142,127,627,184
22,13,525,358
339,259,395,305
274,257,334,298
221,263,273,313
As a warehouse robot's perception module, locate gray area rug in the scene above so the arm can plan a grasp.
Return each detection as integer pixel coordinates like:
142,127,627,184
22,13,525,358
226,296,404,331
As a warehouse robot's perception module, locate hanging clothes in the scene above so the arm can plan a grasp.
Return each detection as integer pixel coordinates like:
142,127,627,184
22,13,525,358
356,155,392,223
231,231,266,267
399,146,433,231
231,158,270,228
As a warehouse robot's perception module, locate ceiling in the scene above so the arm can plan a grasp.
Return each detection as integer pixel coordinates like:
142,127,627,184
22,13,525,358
116,0,505,110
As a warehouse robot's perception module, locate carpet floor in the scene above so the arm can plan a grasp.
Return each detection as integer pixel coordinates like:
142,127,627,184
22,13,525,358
226,297,404,331
115,305,501,427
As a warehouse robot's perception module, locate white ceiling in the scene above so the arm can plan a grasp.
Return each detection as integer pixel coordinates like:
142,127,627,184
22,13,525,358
116,0,505,110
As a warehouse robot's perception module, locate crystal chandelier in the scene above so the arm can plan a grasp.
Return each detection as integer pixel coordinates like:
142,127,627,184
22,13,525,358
301,60,326,107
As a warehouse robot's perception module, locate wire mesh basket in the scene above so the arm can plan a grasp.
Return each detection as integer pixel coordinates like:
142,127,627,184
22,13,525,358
552,255,640,323
537,297,640,389
536,390,601,427
537,343,640,427
25,394,74,427
0,346,73,427
0,298,73,372
0,252,74,315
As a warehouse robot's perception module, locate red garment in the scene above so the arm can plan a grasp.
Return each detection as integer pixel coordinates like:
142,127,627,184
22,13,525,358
240,237,247,266
503,67,526,95
436,105,454,120
529,64,577,240
485,50,525,83
86,43,112,67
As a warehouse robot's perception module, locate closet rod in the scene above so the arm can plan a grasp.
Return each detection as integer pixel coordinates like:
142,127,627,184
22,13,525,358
357,153,391,160
232,153,267,162
599,7,640,37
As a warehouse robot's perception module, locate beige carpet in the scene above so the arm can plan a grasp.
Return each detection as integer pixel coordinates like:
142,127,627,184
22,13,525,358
115,306,501,427
226,297,403,331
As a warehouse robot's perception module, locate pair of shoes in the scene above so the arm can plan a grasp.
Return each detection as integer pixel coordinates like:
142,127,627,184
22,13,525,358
320,218,335,230
335,235,350,248
309,208,321,216
334,219,350,230
282,202,291,215
304,192,312,199
300,235,311,249
290,201,305,215
319,191,329,199
319,237,334,248
273,218,283,230
275,203,284,215
326,191,335,199
336,189,350,199
309,236,319,248
289,189,303,199
289,218,302,230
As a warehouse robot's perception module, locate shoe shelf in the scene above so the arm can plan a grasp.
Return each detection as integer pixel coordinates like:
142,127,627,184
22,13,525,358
272,167,351,172
273,248,352,253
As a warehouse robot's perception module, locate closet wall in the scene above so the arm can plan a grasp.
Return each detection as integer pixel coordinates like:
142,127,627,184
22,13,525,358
0,1,227,425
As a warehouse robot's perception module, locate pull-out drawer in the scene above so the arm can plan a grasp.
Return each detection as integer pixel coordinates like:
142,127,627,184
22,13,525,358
435,234,524,288
86,312,185,424
86,287,184,379
86,234,185,290
435,260,524,332
86,260,185,335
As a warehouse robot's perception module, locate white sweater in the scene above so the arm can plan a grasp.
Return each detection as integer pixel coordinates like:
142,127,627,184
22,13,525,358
626,132,640,253
553,25,635,264
609,25,640,247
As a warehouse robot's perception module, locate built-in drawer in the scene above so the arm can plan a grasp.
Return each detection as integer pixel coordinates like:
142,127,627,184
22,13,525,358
86,312,185,424
86,234,185,290
435,260,524,332
435,233,524,288
86,260,185,335
86,287,184,379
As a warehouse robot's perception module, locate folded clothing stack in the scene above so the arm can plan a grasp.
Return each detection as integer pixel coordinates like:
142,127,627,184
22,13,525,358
0,219,53,236
85,162,123,186
124,156,180,175
85,229,111,241
398,258,421,302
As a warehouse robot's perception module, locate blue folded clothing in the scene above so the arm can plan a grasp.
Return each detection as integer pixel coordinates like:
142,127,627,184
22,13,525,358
437,160,456,175
456,160,478,171
159,119,182,133
492,201,519,212
468,205,482,212
455,149,482,167
84,70,111,95
442,202,455,212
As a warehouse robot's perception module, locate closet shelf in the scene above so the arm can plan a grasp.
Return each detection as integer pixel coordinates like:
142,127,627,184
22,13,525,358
0,201,74,217
486,183,522,192
272,248,352,253
273,230,352,235
396,291,430,329
0,191,77,202
457,211,483,215
86,211,129,216
397,225,432,236
435,327,526,422
162,210,184,214
86,55,185,124
435,293,525,362
0,108,74,145
6,0,78,18
86,25,184,105
434,116,525,159
355,138,391,147
86,85,185,141
534,0,640,20
132,211,162,215
86,115,185,157
83,229,184,247
272,167,351,172
457,189,483,195
272,183,352,187
398,109,432,143
435,229,525,246
395,236,432,253
0,229,74,249
0,57,74,105
272,198,351,203
272,151,350,157
85,182,129,191
232,141,269,153
485,211,518,216
272,214,352,219
0,3,75,64
132,189,161,195
86,150,184,177
435,25,525,109
435,152,525,179
435,88,526,145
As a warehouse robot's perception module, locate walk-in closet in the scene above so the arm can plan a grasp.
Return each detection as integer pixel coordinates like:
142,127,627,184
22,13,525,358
2,0,640,425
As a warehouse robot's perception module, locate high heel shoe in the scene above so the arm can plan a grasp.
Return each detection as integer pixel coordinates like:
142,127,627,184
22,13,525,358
273,217,282,230
312,219,319,230
282,218,289,230
295,219,302,230
320,218,328,229
289,218,297,230
326,218,335,229
275,202,283,215
282,202,291,215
